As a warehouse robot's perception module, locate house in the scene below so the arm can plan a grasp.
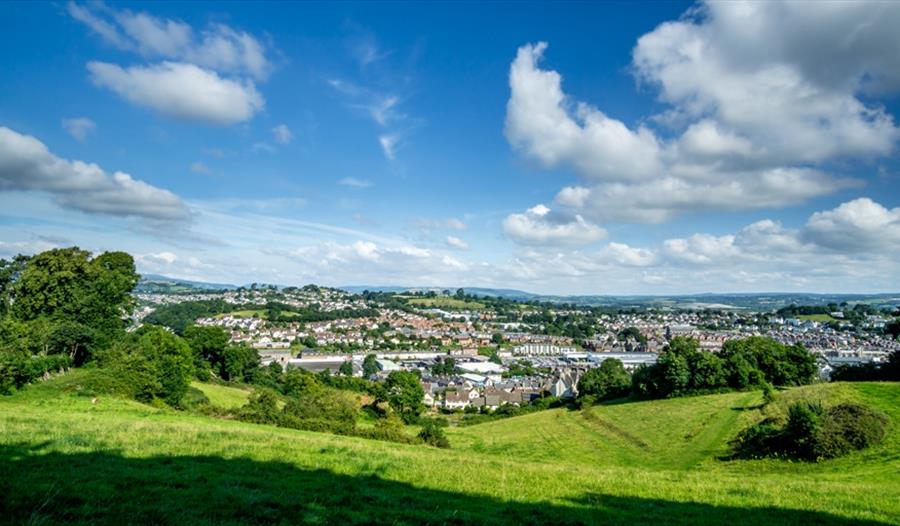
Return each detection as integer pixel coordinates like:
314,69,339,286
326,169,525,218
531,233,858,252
443,390,473,410
549,370,579,398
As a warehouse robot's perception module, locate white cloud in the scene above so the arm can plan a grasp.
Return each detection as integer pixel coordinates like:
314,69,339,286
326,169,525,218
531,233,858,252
445,235,469,250
445,218,467,231
559,169,859,224
338,177,372,189
61,117,96,142
190,161,210,175
272,124,293,145
0,239,61,259
0,126,188,221
803,198,900,251
601,242,657,267
68,2,272,80
503,204,606,246
505,3,900,224
506,42,662,182
281,240,472,283
251,142,275,154
379,134,398,160
663,234,738,265
88,61,263,125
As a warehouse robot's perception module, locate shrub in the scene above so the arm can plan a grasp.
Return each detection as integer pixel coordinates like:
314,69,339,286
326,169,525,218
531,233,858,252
813,403,888,459
418,418,450,448
784,400,824,459
281,388,358,434
733,400,889,461
577,358,630,402
235,389,282,425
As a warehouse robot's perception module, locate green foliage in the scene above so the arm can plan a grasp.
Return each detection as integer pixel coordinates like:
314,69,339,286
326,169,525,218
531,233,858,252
384,370,425,424
183,325,229,380
733,401,888,461
430,356,459,376
0,352,72,394
362,353,379,378
135,326,195,407
338,359,354,376
578,358,630,402
236,388,282,425
90,326,195,407
830,350,900,382
418,417,450,448
634,336,817,400
221,344,260,382
281,388,358,434
11,248,138,338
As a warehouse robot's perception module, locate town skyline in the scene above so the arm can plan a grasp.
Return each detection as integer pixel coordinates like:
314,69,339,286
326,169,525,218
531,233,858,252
2,1,900,295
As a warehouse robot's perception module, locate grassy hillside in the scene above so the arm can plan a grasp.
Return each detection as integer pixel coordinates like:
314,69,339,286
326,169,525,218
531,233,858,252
406,296,486,310
0,375,897,525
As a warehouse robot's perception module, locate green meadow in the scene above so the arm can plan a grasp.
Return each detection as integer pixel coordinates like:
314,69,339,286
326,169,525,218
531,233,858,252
406,296,486,310
1,374,897,525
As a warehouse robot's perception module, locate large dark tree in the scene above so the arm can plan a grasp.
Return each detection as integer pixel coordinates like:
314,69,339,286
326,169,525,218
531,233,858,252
577,358,630,401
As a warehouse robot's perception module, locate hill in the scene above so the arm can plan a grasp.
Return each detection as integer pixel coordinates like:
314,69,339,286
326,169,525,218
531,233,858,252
1,376,897,525
136,273,237,293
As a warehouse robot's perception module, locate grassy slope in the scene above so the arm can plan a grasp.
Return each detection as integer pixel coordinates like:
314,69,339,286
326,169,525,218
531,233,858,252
191,381,251,409
0,376,897,525
407,297,486,310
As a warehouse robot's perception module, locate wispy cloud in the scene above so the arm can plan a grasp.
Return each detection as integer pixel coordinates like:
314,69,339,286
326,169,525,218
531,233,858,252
338,177,373,189
61,117,96,142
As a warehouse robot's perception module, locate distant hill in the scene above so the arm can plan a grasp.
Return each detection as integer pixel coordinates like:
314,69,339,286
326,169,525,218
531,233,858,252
340,286,900,311
136,274,237,293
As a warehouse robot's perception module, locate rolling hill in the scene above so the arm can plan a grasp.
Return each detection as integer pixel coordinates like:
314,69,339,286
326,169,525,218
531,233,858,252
0,375,897,525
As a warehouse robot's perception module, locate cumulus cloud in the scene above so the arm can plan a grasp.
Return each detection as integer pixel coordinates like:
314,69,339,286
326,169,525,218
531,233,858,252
70,2,271,126
68,2,272,80
88,61,263,125
498,197,900,293
338,177,372,189
504,2,900,225
445,235,469,250
0,126,188,221
271,124,293,145
506,42,662,181
803,198,900,252
503,204,606,246
61,117,96,142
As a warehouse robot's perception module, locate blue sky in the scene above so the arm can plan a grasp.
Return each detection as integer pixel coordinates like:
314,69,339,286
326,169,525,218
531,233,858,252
1,1,899,294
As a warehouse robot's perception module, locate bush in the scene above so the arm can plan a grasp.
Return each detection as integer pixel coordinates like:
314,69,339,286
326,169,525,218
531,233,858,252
784,400,824,459
577,358,630,402
356,414,418,444
733,400,888,461
813,403,888,459
418,418,450,448
281,388,358,434
235,389,282,425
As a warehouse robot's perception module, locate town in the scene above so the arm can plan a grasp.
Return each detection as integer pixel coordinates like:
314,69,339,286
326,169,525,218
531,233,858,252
135,282,900,413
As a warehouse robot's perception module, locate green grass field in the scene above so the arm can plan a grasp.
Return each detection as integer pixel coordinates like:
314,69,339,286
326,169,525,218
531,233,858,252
798,313,838,322
407,297,486,310
0,375,897,525
191,381,252,409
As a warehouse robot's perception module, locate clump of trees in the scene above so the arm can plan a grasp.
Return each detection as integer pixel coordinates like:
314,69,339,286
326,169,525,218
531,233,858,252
732,400,888,461
577,358,630,403
830,350,899,382
631,336,816,399
0,248,139,393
